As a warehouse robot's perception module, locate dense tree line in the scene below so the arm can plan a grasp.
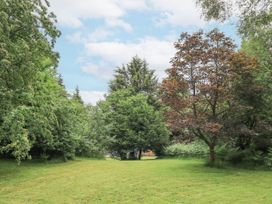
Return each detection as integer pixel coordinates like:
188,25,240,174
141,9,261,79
0,0,169,162
0,0,271,167
0,0,106,162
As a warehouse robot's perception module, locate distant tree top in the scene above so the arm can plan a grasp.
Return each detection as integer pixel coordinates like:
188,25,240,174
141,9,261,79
109,56,158,94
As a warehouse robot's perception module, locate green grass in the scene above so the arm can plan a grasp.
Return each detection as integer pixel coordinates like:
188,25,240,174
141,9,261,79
0,158,272,204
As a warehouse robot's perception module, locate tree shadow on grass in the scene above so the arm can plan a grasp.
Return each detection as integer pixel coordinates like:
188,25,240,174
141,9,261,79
0,158,78,182
0,159,23,181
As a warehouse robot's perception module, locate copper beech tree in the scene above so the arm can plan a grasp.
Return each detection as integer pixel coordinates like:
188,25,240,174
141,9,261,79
161,29,238,164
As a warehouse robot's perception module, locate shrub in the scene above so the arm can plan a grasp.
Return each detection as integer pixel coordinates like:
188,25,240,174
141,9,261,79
226,151,247,165
215,144,237,162
165,141,208,158
216,145,265,166
264,148,272,169
76,139,105,158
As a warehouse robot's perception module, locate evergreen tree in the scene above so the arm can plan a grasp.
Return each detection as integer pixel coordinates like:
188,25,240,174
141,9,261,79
72,86,84,104
102,89,169,160
109,56,158,94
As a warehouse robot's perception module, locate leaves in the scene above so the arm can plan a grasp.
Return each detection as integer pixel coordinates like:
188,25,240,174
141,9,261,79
101,89,169,159
0,0,90,162
109,56,158,95
161,29,238,162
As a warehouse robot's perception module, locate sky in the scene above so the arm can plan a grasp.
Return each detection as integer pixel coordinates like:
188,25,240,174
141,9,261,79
49,0,240,104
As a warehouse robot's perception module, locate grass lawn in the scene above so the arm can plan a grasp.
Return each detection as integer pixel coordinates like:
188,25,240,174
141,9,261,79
0,158,272,204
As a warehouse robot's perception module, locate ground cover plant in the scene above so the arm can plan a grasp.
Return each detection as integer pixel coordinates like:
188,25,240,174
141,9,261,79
165,141,208,158
1,158,272,204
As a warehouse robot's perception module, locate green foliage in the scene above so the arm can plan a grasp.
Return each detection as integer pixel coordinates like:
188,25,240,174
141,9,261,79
264,148,272,169
0,0,98,163
0,106,31,163
241,37,272,121
0,0,60,162
109,56,158,93
102,89,170,159
0,0,270,168
196,0,232,21
72,86,84,104
165,141,208,158
216,144,268,167
109,56,161,110
77,105,112,158
197,0,272,41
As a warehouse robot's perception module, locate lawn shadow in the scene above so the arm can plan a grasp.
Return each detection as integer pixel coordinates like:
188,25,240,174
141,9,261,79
0,159,23,181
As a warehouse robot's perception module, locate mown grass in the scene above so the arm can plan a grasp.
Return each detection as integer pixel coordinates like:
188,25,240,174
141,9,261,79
0,158,272,204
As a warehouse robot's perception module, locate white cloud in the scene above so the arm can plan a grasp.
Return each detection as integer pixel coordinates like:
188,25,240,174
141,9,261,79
66,27,113,44
57,0,207,57
49,0,205,30
149,0,206,27
117,0,147,10
81,61,113,80
81,64,99,75
49,0,124,28
80,90,106,105
51,0,211,89
48,0,146,31
84,37,175,80
105,18,133,32
88,28,112,41
66,32,84,43
50,0,205,31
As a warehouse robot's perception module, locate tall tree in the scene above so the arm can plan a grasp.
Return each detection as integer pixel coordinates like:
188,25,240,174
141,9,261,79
72,86,84,104
196,1,272,153
0,0,60,162
241,38,272,118
161,29,236,164
77,105,113,157
196,0,272,61
226,52,271,152
102,89,169,160
109,56,158,94
109,56,162,158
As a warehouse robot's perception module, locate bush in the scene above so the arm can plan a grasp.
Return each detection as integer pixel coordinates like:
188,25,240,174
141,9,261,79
76,139,105,158
165,141,208,158
215,144,236,162
216,144,266,166
264,148,272,169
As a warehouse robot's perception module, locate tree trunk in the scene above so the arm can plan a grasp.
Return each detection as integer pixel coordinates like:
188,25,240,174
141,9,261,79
138,149,142,160
209,145,215,165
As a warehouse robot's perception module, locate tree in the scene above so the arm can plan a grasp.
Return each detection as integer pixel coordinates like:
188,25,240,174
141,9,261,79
196,0,271,35
197,0,272,156
76,105,113,158
0,0,60,162
102,89,169,160
226,52,272,153
196,0,271,100
196,0,272,59
0,0,97,162
161,29,236,164
109,56,158,94
109,56,162,158
72,86,84,104
241,37,272,118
